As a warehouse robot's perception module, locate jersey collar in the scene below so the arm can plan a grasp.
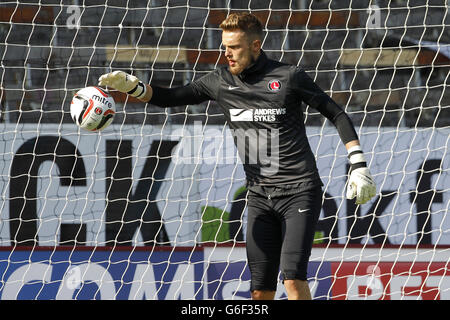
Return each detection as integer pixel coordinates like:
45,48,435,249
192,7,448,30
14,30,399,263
238,50,268,80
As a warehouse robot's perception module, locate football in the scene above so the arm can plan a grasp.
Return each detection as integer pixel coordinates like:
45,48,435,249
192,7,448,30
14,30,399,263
70,86,115,131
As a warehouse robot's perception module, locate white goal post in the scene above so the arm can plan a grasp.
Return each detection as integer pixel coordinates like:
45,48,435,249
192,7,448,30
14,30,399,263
0,0,448,300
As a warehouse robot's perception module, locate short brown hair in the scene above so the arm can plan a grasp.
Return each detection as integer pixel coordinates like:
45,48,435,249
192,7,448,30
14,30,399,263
219,12,263,40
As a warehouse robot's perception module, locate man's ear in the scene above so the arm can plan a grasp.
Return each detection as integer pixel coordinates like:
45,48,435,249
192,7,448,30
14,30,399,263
251,39,262,53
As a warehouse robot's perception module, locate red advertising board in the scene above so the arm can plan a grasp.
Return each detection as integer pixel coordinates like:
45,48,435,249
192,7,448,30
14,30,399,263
331,262,449,300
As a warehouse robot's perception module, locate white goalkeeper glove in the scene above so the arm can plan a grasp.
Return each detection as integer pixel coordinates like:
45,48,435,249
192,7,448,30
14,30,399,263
98,70,147,99
346,145,376,204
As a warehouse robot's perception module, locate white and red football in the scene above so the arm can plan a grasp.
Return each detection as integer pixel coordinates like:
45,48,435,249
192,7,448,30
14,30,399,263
70,86,115,131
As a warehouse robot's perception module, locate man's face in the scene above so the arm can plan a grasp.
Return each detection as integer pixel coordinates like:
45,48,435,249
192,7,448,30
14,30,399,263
222,30,261,75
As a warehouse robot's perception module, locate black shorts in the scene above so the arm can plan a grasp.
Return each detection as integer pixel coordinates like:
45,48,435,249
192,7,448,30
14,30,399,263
246,183,322,292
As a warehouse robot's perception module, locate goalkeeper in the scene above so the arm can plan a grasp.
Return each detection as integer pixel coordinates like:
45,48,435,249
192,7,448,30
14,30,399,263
98,12,376,300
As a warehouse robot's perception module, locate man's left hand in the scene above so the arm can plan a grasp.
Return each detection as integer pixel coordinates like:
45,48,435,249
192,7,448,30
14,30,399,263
346,167,376,204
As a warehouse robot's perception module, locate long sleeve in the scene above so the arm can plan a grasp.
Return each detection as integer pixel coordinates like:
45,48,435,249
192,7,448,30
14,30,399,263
149,84,209,107
150,69,220,108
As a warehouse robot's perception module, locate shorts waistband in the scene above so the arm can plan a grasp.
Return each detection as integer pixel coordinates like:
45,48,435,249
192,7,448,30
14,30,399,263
246,180,323,199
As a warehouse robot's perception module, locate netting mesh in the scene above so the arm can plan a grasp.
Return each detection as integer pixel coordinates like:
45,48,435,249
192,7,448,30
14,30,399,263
0,0,448,300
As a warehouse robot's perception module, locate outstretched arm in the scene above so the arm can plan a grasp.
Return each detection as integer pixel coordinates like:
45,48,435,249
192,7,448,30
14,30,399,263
98,71,211,107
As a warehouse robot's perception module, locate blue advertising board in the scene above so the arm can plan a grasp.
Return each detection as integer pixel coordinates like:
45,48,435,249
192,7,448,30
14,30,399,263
0,247,335,300
0,248,204,300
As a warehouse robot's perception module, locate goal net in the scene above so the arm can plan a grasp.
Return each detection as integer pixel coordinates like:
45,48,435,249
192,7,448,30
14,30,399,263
0,0,448,300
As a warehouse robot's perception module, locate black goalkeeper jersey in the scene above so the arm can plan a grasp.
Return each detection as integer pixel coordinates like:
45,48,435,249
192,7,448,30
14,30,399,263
150,50,358,187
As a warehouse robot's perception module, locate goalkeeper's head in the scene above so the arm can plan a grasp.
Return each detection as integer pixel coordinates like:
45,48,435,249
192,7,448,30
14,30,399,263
220,12,263,75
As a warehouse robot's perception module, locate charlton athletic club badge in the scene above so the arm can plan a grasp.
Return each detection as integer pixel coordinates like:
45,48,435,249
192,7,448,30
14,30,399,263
268,79,281,92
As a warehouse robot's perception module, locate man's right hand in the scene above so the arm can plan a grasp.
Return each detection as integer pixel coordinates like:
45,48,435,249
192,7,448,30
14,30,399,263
98,71,147,99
